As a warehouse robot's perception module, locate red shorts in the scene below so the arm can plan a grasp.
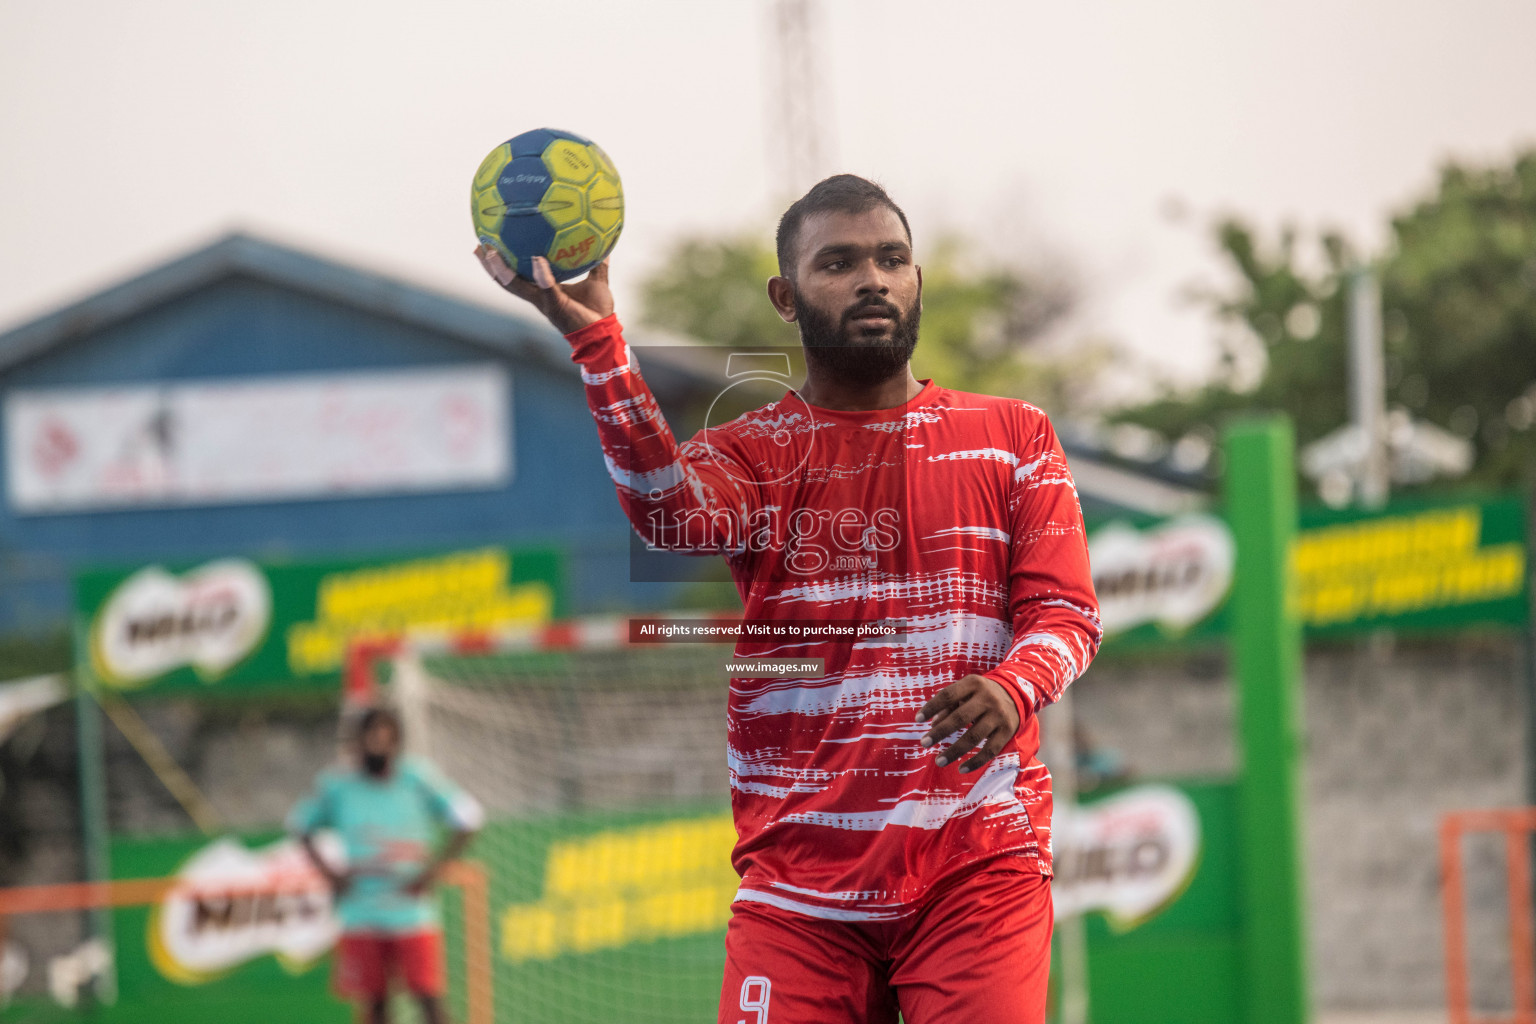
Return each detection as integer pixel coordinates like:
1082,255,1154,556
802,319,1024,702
333,930,446,1000
720,860,1052,1024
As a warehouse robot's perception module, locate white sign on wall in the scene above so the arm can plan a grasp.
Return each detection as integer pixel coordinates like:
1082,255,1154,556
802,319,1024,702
4,365,510,513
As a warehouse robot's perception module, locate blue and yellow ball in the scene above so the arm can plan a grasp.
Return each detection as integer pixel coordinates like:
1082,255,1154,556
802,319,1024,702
471,128,624,283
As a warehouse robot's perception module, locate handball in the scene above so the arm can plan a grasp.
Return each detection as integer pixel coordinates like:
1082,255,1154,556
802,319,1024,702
470,128,624,282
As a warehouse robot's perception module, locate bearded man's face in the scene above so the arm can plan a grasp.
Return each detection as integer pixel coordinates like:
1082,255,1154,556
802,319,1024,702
782,207,922,387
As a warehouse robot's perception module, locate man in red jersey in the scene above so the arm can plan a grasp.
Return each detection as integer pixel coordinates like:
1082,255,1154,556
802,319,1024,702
475,175,1101,1024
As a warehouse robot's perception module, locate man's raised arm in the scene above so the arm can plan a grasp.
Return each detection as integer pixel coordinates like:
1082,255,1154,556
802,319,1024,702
474,249,756,557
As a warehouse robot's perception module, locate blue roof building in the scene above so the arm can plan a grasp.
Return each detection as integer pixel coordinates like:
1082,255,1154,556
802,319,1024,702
0,233,710,633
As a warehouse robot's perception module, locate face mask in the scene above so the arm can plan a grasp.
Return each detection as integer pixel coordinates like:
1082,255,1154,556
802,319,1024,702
362,752,391,777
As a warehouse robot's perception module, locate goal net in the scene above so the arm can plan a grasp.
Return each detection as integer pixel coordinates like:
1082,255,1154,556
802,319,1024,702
385,618,736,1024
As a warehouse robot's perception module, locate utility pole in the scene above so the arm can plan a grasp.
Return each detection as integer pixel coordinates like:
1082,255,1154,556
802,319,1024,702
767,0,829,201
1303,266,1468,500
1347,267,1389,509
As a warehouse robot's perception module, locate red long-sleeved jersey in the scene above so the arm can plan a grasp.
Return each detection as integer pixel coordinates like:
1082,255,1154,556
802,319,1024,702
569,315,1101,921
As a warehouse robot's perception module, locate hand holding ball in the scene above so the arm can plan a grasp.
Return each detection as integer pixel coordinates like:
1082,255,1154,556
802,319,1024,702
470,128,624,283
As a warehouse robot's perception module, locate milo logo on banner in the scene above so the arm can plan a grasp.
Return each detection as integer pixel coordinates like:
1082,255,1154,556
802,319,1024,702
90,560,272,689
1089,514,1234,638
149,835,341,984
1052,785,1202,931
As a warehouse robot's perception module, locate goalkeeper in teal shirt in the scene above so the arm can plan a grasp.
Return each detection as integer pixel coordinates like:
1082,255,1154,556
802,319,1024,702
289,707,483,1024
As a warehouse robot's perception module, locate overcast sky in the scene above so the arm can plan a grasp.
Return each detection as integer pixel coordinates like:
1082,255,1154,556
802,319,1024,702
2,0,1533,398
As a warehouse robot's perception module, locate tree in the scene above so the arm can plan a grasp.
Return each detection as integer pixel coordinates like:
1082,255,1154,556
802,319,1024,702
1386,153,1536,484
636,232,1100,415
638,235,794,352
1116,149,1536,495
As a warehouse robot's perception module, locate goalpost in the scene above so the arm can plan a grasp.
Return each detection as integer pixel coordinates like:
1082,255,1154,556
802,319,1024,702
367,617,738,1024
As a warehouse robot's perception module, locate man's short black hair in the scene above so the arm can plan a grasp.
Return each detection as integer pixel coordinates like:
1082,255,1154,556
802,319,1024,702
775,174,913,277
357,705,401,741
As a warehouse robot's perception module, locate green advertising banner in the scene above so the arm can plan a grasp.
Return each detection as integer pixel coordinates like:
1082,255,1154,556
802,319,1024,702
72,546,566,695
95,808,734,1024
1071,781,1243,1024
1088,494,1529,645
107,831,346,1024
1295,496,1528,636
477,803,736,1024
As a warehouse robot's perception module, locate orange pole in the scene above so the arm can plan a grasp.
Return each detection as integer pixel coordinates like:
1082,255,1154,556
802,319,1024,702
444,860,494,1024
1442,810,1536,1024
1443,813,1472,1024
0,866,493,1023
0,877,174,915
1509,822,1536,1024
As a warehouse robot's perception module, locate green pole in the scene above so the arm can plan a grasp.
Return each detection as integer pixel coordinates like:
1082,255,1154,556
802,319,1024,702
72,620,117,1006
1223,417,1309,1024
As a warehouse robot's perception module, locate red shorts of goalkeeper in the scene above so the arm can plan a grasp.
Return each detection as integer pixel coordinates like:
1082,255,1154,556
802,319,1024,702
720,860,1052,1024
334,930,446,1000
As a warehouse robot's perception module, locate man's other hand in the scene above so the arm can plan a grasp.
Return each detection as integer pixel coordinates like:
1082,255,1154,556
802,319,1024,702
916,675,1023,774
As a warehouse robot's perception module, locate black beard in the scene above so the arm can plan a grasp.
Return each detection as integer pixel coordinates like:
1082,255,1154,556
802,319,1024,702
362,752,392,777
795,292,920,389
